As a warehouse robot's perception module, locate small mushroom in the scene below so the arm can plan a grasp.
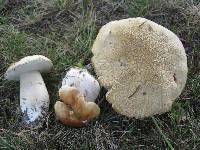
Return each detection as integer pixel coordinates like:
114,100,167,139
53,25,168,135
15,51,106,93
54,68,100,127
91,17,188,118
5,55,53,126
54,101,87,127
62,68,100,101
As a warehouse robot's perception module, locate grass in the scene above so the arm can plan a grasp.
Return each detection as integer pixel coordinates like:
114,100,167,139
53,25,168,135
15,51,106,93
0,0,200,149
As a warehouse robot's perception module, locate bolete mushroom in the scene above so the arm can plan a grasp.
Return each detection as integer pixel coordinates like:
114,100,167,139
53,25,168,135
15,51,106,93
5,55,53,126
54,68,100,127
91,17,188,118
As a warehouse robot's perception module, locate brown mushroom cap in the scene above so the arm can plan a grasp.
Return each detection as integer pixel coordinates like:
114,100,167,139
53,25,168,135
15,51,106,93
59,86,100,120
91,17,188,118
54,101,87,127
54,86,100,127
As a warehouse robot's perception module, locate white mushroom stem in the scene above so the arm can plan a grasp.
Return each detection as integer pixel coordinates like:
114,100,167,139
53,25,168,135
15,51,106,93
20,71,49,123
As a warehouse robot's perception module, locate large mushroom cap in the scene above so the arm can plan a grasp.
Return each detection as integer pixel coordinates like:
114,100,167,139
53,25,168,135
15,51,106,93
5,55,53,80
92,17,188,118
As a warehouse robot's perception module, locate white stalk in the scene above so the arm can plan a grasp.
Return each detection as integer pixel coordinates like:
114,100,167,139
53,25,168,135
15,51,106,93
20,71,49,124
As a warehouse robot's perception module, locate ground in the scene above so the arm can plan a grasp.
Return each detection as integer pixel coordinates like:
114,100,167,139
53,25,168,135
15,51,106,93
0,0,200,149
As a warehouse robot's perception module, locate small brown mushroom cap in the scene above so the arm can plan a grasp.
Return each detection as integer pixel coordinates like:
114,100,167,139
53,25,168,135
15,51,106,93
54,86,100,127
54,101,87,127
91,17,188,118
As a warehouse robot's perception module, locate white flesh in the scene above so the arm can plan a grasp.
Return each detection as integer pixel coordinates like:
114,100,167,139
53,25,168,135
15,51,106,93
62,68,100,102
20,71,49,123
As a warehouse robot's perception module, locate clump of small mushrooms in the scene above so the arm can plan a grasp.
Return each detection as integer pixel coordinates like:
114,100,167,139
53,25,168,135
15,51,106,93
54,68,100,127
5,55,53,126
91,17,188,118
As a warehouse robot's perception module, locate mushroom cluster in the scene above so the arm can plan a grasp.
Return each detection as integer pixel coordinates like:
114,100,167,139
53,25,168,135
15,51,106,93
54,68,100,127
91,17,188,118
5,55,53,126
4,17,188,128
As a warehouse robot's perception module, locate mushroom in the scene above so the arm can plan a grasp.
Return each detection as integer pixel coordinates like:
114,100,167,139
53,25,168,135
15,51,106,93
5,55,53,126
91,17,188,118
54,101,87,127
54,68,100,127
62,67,100,102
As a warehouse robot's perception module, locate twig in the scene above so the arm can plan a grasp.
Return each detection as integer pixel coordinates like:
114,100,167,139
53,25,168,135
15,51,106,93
128,85,141,98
